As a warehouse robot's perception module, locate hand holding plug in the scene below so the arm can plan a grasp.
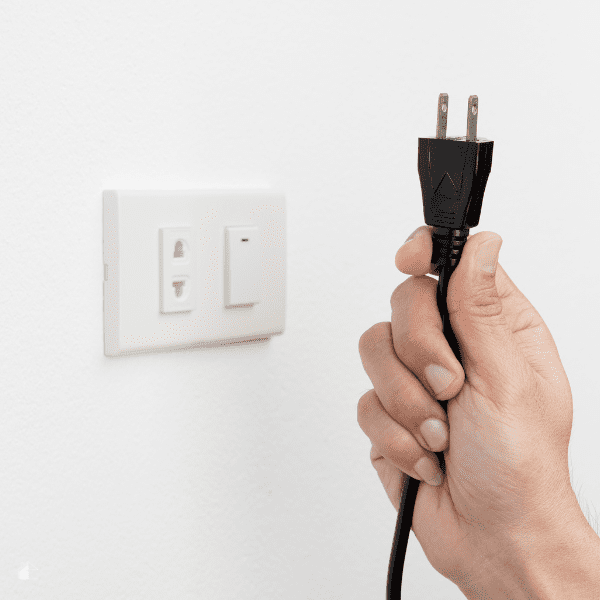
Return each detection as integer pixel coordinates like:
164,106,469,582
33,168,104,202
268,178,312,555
359,224,591,596
357,94,599,599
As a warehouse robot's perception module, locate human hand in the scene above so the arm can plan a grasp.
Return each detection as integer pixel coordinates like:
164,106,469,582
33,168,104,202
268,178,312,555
357,226,594,597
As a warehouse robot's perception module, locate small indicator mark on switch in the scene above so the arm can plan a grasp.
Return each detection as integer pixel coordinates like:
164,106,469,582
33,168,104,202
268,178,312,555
242,238,248,242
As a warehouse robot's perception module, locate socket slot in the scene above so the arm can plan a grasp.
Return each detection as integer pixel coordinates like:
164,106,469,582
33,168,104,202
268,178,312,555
173,239,190,263
172,276,190,300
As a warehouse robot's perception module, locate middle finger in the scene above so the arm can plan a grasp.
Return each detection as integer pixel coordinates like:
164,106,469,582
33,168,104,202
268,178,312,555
359,322,450,453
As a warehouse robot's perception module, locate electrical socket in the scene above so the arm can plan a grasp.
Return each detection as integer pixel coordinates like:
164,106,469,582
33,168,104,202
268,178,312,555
160,227,196,313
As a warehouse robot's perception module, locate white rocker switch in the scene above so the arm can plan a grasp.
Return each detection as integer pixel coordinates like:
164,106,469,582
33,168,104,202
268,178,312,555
225,225,260,307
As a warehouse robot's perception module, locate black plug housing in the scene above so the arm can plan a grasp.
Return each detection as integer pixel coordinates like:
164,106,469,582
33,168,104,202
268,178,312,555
418,137,493,230
418,94,494,273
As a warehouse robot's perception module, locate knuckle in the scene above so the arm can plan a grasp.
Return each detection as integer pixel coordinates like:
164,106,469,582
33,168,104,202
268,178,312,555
392,319,431,365
390,280,409,307
357,390,375,417
380,435,420,471
385,386,409,415
390,279,436,345
396,325,427,354
460,282,504,319
358,322,391,356
356,389,376,426
369,445,381,465
390,276,433,308
390,277,438,328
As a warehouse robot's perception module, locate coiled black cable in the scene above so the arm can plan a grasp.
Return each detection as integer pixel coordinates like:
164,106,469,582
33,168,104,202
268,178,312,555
386,227,468,599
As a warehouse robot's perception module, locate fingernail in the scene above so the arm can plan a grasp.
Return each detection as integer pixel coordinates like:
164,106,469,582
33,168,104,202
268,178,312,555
401,227,421,247
424,364,455,396
476,236,503,276
414,456,442,486
420,419,448,451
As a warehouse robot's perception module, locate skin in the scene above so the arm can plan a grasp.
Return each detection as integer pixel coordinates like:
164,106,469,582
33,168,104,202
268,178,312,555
357,225,600,598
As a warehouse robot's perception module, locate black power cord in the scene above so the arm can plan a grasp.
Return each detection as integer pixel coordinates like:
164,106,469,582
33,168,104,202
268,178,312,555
386,94,494,599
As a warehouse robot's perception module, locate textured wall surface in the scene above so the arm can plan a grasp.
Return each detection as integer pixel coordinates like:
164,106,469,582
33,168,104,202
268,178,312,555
0,1,598,598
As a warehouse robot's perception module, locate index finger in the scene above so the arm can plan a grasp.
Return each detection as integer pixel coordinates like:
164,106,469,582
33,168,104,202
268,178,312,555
395,226,438,276
395,225,568,389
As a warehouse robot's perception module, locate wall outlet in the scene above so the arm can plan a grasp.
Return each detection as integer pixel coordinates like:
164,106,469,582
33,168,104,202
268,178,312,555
160,227,195,313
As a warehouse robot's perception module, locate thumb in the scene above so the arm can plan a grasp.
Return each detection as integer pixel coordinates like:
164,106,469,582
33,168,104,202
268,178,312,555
446,232,532,399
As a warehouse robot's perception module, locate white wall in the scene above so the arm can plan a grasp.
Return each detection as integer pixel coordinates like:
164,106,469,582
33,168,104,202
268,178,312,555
1,1,598,598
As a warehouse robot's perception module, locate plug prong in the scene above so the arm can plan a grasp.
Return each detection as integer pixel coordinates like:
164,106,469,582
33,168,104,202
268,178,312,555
436,93,448,139
466,95,478,141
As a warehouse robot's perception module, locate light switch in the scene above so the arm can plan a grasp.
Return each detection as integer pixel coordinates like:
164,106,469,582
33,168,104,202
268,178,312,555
225,226,260,307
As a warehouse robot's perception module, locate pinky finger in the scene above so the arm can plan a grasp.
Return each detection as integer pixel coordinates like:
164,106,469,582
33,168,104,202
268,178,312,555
370,445,408,513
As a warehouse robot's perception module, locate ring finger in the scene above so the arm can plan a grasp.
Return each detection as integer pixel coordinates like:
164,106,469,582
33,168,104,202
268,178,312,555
358,388,444,486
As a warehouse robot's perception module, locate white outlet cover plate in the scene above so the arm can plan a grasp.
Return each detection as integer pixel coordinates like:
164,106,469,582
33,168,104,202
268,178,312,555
103,189,286,356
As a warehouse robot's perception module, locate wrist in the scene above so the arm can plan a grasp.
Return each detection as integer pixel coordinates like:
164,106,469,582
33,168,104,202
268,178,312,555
465,495,600,600
524,512,600,600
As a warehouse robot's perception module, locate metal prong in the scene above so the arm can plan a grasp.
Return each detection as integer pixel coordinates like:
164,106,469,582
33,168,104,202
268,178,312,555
436,93,448,139
466,95,478,141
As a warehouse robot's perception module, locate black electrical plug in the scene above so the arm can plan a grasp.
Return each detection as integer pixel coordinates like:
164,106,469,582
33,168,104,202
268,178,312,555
386,94,494,600
418,94,494,275
416,93,494,385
